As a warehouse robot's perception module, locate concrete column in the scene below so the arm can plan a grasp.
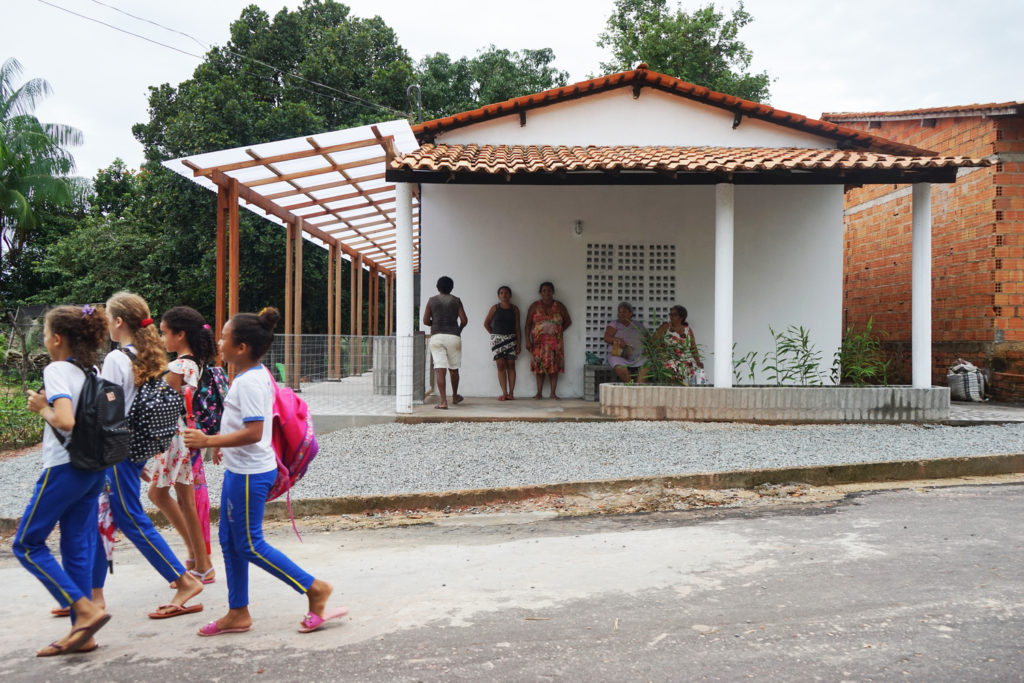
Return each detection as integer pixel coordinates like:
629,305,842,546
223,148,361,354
714,183,735,388
396,182,415,413
912,183,932,388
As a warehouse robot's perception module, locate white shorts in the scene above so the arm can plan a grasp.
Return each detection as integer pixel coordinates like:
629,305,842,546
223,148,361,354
429,333,462,370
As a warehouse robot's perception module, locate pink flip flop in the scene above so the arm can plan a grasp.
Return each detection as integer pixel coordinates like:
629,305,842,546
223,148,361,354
298,606,349,633
197,620,251,637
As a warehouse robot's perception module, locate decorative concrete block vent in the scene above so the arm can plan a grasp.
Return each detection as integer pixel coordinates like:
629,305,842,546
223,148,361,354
600,385,950,423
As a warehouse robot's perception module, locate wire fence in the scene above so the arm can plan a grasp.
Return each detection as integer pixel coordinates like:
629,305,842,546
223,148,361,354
267,334,429,414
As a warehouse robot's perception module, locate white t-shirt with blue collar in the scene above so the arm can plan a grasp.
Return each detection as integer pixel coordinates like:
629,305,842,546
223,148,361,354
221,364,277,475
41,360,87,469
100,344,137,415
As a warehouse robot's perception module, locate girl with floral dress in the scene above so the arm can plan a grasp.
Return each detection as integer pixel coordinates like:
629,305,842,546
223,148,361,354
147,306,216,585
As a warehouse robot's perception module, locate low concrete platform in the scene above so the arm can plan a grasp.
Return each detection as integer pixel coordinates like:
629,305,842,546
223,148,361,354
398,396,608,423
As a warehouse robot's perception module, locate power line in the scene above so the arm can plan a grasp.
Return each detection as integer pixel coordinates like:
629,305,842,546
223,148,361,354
55,0,408,118
36,0,203,59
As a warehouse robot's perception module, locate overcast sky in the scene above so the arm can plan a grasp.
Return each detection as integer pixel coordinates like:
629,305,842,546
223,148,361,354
8,0,1023,178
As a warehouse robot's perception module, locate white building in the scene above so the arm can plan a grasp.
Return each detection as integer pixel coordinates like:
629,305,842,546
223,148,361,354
388,66,973,400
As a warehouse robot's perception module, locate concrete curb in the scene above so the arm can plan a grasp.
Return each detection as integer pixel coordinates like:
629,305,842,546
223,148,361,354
3,452,1022,535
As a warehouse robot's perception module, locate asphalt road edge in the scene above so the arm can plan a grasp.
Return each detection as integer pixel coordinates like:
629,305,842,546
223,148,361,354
3,452,1023,535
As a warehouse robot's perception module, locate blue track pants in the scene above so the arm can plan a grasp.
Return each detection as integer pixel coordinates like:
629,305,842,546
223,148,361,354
220,470,314,609
13,464,103,623
93,459,186,587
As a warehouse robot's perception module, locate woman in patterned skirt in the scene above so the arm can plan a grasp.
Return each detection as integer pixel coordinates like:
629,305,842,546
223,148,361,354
483,285,521,400
525,281,572,399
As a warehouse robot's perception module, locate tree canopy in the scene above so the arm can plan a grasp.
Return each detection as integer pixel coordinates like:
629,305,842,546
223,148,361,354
597,0,772,102
413,46,569,120
1,57,82,252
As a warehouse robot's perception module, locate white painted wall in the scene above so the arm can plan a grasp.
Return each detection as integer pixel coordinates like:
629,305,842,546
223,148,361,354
419,184,843,397
436,88,836,149
734,185,844,384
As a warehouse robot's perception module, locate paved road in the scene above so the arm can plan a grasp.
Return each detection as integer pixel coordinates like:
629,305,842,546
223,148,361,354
1,481,1022,681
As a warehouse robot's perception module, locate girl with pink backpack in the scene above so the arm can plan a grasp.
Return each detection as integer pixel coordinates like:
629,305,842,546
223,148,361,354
183,307,346,636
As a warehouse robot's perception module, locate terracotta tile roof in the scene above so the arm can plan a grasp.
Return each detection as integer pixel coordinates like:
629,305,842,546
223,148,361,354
411,65,932,156
823,102,1024,122
392,144,988,176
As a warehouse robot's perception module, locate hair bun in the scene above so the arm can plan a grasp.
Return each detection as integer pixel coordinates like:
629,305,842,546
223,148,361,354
258,306,280,331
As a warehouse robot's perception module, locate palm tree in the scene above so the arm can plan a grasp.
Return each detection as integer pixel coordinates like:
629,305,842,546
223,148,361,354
1,57,82,252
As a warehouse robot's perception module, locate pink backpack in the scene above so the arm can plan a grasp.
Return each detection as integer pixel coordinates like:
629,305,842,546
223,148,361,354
266,369,319,537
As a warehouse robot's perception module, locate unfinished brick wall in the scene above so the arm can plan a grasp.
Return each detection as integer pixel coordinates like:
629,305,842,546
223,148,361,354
838,113,1024,401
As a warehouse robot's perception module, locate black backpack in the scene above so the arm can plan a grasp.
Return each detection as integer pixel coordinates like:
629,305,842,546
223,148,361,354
51,368,131,472
121,348,185,463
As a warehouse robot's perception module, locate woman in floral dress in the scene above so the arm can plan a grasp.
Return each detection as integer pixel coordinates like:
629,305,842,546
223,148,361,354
525,281,572,399
655,305,703,385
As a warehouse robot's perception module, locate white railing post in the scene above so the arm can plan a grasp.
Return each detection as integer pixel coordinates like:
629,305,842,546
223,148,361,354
912,183,933,388
395,182,415,413
714,183,735,388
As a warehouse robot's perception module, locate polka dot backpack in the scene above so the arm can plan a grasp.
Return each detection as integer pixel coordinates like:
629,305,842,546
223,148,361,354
121,348,185,463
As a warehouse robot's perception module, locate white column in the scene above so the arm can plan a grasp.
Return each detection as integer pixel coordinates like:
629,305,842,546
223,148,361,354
714,183,735,388
912,183,932,388
395,182,415,413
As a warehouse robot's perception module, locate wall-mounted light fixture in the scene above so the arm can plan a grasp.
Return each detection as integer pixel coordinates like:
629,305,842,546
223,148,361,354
573,220,583,236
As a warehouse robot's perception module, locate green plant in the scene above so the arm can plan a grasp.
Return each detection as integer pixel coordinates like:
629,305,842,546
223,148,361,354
639,315,705,385
732,344,760,384
830,317,891,386
0,389,43,449
763,325,824,386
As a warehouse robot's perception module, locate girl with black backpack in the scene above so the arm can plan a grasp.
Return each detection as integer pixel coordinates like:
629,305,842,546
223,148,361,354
92,291,204,618
17,304,113,656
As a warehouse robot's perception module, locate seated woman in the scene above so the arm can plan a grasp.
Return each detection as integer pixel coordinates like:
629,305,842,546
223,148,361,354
604,302,648,383
654,305,703,385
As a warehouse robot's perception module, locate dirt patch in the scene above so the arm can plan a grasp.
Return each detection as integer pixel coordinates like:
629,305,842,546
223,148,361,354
0,443,40,462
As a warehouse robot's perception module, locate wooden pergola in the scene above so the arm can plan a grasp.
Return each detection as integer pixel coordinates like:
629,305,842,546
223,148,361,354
164,120,420,386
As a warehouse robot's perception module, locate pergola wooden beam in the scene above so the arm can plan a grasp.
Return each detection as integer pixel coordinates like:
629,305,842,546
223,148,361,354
262,172,388,201
190,136,382,177
246,155,386,188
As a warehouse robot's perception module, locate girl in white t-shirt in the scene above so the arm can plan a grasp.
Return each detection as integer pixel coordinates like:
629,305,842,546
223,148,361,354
148,305,217,585
16,304,112,656
184,307,347,636
92,291,204,619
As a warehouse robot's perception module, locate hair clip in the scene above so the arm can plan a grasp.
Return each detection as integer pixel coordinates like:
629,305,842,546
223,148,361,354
140,317,154,327
258,307,269,316
202,324,211,330
81,304,95,316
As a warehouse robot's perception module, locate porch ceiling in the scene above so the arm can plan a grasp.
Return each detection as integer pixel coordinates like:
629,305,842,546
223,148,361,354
388,143,989,186
164,120,421,273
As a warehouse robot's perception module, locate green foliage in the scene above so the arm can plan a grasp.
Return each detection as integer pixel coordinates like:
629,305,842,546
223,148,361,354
732,344,759,384
597,0,772,102
638,315,705,385
1,57,83,251
0,389,43,449
414,46,570,120
830,317,891,386
762,325,824,386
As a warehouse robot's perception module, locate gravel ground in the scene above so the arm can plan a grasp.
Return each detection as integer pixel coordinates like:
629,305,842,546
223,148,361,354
2,421,1024,518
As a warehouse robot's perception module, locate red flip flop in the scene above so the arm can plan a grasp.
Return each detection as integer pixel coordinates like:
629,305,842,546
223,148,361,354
149,603,204,619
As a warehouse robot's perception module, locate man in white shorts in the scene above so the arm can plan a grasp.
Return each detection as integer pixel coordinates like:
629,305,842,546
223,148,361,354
423,276,468,409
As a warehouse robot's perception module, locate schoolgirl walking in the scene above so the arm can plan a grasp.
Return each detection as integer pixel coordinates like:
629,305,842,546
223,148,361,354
184,307,346,635
92,291,204,617
149,305,217,584
16,305,112,656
